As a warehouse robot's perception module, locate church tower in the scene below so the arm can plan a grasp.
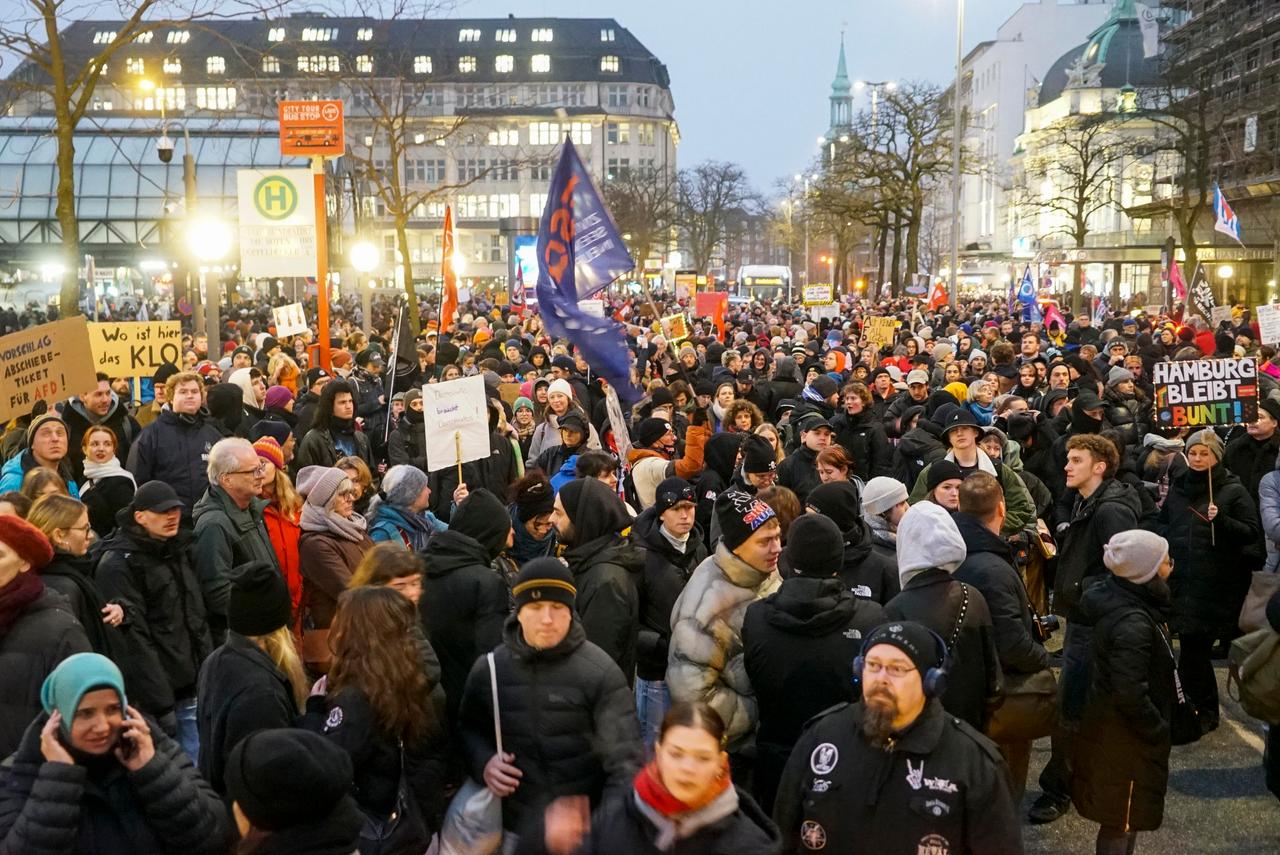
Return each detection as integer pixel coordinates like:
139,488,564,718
828,35,853,136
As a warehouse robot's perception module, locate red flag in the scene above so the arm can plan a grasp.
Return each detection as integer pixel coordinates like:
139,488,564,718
926,280,949,311
1169,259,1187,301
439,205,458,334
1043,301,1066,332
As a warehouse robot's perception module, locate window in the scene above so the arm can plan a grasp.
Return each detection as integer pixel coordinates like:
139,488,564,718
495,28,516,42
637,122,655,146
93,31,116,44
606,122,629,144
302,27,338,41
406,159,446,183
569,122,592,145
638,157,657,177
459,28,482,42
601,28,615,42
459,159,487,181
297,55,340,73
606,84,629,108
490,159,519,181
530,163,552,181
529,121,559,145
125,57,145,75
92,99,114,111
530,193,547,216
156,87,185,110
207,56,226,75
531,54,550,73
600,55,620,73
357,27,373,41
495,55,514,73
487,127,519,146
459,56,477,73
636,86,653,108
531,28,553,42
261,56,280,73
413,55,432,74
134,31,154,44
606,158,630,180
195,86,236,110
163,58,181,74
356,55,373,73
267,27,286,42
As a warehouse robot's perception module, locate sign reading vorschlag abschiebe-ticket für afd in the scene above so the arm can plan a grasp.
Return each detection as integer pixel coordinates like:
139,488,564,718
1152,357,1258,427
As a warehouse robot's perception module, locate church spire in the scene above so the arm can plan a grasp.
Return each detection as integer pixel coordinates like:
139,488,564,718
829,33,853,133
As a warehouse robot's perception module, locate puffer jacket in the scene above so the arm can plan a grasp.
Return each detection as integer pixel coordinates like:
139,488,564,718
295,425,373,471
1259,467,1280,572
1102,388,1150,451
830,408,892,480
458,616,642,834
387,410,428,471
1071,575,1175,832
126,408,223,515
806,481,900,604
667,544,781,752
192,485,280,641
0,711,230,855
0,450,79,497
564,533,646,678
1224,429,1280,517
1053,477,1144,620
776,446,820,506
631,507,708,682
566,785,780,855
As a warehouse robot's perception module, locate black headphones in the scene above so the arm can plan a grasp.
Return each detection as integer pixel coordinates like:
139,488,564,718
852,624,951,700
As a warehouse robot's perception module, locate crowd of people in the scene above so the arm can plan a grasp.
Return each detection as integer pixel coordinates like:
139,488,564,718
1,288,1279,855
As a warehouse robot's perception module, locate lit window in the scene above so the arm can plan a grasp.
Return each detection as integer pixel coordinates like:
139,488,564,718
207,56,226,75
606,121,629,144
600,55,619,73
569,121,592,145
302,27,338,42
156,87,185,110
459,28,482,43
163,57,181,74
495,28,516,42
195,86,236,110
356,55,373,73
414,55,432,74
126,57,145,75
531,54,550,73
488,127,519,146
531,28,553,42
267,27,286,42
134,31,154,44
93,31,117,44
357,27,373,41
495,55,514,73
297,55,340,73
414,133,425,144
262,56,280,73
459,56,477,73
601,28,615,42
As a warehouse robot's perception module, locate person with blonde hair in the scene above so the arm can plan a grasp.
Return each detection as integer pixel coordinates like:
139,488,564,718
197,562,308,795
20,467,67,503
267,351,300,396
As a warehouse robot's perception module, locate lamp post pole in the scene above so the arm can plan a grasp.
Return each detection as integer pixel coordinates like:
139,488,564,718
949,0,965,309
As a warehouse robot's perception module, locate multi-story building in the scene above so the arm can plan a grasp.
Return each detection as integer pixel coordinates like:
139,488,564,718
1,14,677,295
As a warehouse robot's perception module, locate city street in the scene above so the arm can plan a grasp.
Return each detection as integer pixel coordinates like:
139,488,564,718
1024,668,1280,854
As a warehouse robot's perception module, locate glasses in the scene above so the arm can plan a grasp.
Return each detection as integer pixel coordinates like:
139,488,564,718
67,524,93,534
228,462,268,478
862,661,917,678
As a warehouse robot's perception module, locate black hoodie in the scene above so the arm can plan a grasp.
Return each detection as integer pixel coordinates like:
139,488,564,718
630,506,708,681
206,383,247,438
696,432,742,550
806,481,901,604
892,420,947,487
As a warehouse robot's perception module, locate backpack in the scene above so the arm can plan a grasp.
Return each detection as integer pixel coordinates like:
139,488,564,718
1227,628,1280,725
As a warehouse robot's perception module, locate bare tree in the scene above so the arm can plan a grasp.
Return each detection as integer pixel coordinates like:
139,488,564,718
603,166,677,275
675,160,756,274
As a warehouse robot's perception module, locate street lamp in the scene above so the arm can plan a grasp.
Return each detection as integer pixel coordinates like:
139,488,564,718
854,79,896,132
1218,263,1235,304
351,240,379,336
949,0,965,309
187,217,232,352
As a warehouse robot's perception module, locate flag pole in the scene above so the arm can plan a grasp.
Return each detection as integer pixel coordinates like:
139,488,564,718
382,298,404,447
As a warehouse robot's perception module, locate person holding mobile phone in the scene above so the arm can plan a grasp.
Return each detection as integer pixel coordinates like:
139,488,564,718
0,652,229,854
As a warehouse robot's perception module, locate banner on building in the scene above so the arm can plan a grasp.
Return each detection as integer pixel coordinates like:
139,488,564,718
1152,357,1257,428
237,169,317,278
803,284,834,306
1257,304,1280,346
421,376,491,473
0,317,96,422
272,303,309,338
87,321,182,378
864,316,898,353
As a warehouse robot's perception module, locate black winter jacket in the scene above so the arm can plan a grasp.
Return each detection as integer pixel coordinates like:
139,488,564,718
96,519,214,716
835,520,900,605
831,408,892,480
1053,478,1143,619
192,487,280,642
776,446,820,506
421,528,511,724
0,587,91,759
1102,388,1150,450
61,395,140,481
892,423,947,488
564,533,645,679
952,513,1052,677
773,700,1021,855
387,410,428,471
1071,576,1175,832
882,390,930,439
0,712,229,855
196,632,300,794
295,425,373,471
695,433,741,552
1224,429,1280,519
458,617,642,834
632,507,707,682
126,408,223,515
79,474,135,538
38,552,124,659
884,569,1003,731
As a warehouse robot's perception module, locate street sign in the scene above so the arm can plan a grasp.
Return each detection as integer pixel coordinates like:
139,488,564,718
278,100,345,158
237,169,317,278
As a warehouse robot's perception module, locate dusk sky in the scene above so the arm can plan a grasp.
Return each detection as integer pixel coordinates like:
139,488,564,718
457,0,1036,193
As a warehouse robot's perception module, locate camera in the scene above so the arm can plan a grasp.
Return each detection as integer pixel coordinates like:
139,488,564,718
1033,614,1061,644
156,135,174,164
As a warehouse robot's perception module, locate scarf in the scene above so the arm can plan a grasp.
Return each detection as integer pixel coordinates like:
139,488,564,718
632,759,737,851
0,571,45,635
711,400,729,427
82,456,137,488
300,502,368,543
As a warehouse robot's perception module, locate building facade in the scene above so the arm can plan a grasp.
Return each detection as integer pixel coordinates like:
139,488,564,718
1,15,677,297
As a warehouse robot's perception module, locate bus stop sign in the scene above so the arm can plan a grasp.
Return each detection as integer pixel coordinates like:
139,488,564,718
279,100,345,157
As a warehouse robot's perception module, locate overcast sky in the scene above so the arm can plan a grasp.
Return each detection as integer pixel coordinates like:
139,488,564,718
457,0,1031,193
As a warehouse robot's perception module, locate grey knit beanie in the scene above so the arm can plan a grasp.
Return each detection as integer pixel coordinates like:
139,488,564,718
295,465,348,509
862,476,909,516
1103,530,1169,585
1106,366,1134,388
381,464,429,509
1186,428,1225,463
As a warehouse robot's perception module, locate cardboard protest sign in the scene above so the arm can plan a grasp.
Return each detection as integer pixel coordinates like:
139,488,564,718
864,316,897,352
272,303,309,338
421,375,490,473
1256,304,1280,346
803,284,834,306
1152,357,1257,428
0,317,96,422
811,304,841,322
1210,305,1235,330
87,321,182,378
661,314,690,342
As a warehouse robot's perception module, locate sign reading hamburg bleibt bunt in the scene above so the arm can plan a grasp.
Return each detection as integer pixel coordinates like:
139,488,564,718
236,169,317,278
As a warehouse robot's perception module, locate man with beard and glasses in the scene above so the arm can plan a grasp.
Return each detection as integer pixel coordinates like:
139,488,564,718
773,621,1021,855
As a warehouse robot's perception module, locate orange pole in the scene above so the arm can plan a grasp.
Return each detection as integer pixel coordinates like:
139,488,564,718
312,155,332,372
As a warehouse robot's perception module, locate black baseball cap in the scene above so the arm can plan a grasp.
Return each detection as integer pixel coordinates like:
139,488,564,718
131,481,185,513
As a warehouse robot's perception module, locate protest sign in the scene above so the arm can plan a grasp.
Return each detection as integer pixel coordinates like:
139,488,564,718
1257,304,1280,346
811,304,841,322
694,291,727,318
272,303,309,337
1152,356,1257,428
661,314,690,342
579,299,605,318
421,375,490,473
803,284,834,306
1210,305,1235,330
87,321,182,378
0,317,96,422
864,316,897,352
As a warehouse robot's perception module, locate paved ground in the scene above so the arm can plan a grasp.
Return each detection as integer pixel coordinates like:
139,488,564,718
1022,668,1280,854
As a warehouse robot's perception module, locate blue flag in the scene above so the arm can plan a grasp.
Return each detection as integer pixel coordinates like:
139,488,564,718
1017,265,1036,306
535,138,640,403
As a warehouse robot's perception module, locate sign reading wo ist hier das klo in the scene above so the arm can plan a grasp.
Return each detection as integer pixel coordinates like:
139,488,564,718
1152,356,1258,428
237,169,316,278
87,321,182,378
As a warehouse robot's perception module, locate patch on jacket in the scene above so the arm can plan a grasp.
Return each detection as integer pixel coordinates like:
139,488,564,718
810,742,838,775
800,821,827,850
324,707,343,731
917,833,950,855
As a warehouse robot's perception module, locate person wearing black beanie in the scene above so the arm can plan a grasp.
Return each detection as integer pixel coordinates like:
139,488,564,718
925,459,964,511
742,513,885,813
807,481,901,605
226,728,363,852
551,477,644,675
